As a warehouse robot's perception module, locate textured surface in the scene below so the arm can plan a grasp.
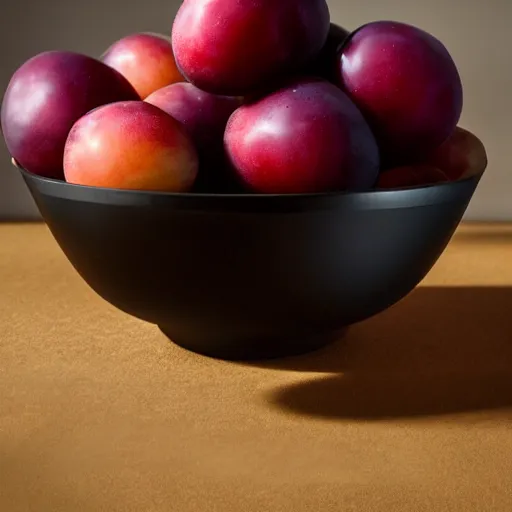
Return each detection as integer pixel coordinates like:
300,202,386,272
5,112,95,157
1,222,512,511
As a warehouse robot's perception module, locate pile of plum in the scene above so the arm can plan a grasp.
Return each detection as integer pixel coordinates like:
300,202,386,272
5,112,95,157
1,0,487,194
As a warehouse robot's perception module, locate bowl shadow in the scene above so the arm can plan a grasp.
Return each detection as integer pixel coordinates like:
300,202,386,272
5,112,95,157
263,286,512,421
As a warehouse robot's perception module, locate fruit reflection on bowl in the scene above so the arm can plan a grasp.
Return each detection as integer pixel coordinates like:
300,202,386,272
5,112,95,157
19,165,483,361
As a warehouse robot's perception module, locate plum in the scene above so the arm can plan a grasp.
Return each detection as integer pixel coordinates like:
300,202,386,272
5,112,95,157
425,127,487,180
224,78,380,194
146,82,241,192
377,165,449,189
64,101,198,192
101,33,184,99
305,23,350,82
171,0,331,96
337,21,463,164
1,51,139,179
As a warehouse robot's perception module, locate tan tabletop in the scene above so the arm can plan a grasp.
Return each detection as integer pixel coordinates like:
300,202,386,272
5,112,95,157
1,222,512,511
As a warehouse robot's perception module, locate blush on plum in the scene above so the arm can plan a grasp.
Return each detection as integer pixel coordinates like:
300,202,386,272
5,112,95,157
64,101,198,192
102,33,184,99
171,0,331,96
224,78,379,194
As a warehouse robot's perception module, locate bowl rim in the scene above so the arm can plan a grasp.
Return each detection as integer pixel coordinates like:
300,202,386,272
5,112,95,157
18,165,484,212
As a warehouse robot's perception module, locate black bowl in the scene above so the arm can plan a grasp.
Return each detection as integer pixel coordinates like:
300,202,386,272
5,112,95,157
20,168,482,360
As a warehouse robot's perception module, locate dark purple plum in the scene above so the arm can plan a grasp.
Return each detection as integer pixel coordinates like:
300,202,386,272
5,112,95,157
337,21,463,164
305,23,350,81
1,51,140,179
425,126,488,181
224,78,380,194
145,82,242,192
171,0,331,96
376,164,449,189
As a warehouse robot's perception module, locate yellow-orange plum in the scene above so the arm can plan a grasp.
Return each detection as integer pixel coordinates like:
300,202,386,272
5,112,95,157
64,101,198,192
102,33,184,99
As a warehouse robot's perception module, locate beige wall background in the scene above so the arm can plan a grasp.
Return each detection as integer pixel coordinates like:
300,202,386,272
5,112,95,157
0,0,508,220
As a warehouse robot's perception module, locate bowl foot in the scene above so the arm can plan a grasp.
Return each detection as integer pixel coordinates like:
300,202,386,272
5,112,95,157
158,326,347,362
